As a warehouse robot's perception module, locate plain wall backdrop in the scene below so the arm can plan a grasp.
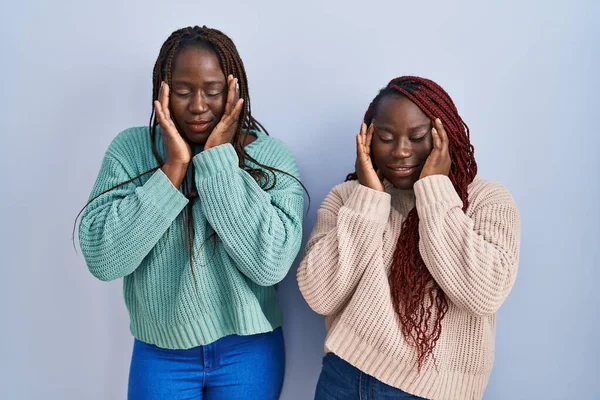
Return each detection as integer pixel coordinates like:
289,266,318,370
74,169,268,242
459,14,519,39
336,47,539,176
1,0,598,399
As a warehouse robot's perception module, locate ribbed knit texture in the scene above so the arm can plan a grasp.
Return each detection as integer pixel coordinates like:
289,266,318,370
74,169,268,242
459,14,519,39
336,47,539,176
79,126,304,349
297,176,520,400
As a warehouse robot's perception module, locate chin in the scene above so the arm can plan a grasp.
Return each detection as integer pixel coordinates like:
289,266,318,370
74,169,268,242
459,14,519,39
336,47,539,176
183,130,212,145
385,175,419,190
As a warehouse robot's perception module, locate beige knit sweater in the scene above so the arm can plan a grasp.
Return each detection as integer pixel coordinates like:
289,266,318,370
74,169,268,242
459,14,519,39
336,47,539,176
297,175,520,400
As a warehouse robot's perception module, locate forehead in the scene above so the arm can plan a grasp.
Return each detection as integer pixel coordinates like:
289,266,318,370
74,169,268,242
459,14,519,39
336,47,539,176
374,94,429,127
171,46,224,80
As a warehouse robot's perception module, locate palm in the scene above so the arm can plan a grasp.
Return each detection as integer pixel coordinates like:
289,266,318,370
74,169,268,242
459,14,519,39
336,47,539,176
356,122,384,192
419,118,451,179
204,75,244,150
154,82,191,164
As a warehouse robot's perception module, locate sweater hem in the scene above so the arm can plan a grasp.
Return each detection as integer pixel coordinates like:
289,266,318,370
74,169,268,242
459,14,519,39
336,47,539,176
325,321,490,400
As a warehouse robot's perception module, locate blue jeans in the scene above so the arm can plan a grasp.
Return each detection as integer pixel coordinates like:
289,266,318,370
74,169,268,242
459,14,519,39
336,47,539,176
128,328,285,400
315,353,427,399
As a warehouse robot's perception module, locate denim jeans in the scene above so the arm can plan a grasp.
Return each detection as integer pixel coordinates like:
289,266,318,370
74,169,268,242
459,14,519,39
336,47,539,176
128,327,285,400
315,353,427,399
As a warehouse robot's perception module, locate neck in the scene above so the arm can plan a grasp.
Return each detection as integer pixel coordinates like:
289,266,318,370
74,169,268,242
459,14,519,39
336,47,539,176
192,144,204,155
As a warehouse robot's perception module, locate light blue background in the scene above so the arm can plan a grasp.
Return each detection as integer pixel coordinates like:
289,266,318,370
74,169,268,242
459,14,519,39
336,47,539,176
1,0,598,399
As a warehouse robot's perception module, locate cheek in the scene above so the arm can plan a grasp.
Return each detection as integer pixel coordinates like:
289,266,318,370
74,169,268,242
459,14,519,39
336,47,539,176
209,96,226,117
417,139,433,159
370,142,388,168
169,98,187,123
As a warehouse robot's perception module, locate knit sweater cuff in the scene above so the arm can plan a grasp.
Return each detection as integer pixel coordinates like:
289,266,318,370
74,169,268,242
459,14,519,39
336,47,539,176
344,184,391,223
414,175,462,211
138,169,189,218
192,144,238,176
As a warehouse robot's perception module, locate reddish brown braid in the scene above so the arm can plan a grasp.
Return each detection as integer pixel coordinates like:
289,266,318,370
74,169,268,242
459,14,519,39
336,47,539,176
347,76,477,370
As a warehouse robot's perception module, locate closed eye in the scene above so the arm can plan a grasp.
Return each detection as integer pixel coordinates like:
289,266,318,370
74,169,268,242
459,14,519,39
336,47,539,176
205,90,224,98
374,129,394,143
411,131,429,142
377,134,394,143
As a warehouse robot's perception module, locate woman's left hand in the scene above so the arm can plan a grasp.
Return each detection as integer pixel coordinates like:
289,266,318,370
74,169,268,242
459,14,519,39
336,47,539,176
204,75,244,150
420,118,451,179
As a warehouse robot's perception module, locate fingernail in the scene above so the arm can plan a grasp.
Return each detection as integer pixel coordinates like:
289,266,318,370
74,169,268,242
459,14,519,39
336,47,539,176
432,127,438,134
436,118,441,124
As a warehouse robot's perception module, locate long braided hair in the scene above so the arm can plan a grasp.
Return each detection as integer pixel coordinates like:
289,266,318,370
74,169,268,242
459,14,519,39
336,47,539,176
75,26,303,279
148,26,272,182
146,26,286,276
347,76,477,369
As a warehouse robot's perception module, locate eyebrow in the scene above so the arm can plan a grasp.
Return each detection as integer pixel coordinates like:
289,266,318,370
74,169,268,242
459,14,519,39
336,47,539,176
374,122,431,133
408,123,431,132
171,80,225,86
203,80,226,86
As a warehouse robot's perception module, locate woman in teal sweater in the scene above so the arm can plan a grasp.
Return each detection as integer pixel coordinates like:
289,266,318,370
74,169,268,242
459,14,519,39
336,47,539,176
78,26,304,399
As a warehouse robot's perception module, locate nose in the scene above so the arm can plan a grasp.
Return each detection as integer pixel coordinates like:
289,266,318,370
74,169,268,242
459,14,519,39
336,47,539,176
189,92,208,114
391,137,411,159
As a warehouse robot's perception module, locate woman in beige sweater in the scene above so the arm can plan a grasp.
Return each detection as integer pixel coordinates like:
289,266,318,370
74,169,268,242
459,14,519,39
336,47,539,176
297,76,520,400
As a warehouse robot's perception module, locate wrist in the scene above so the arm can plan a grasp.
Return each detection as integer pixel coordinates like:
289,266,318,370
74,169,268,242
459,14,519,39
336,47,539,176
162,162,188,187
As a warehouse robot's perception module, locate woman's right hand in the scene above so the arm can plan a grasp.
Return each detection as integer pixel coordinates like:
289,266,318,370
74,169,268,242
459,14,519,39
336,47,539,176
355,122,385,192
154,82,191,187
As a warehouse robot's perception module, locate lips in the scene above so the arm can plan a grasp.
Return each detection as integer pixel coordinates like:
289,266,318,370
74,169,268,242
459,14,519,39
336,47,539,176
386,164,419,177
186,120,212,133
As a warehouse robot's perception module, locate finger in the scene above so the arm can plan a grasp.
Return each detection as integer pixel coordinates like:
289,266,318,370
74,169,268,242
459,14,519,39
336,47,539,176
435,118,449,149
154,100,172,132
234,77,240,104
154,100,166,124
215,98,244,136
222,75,232,115
365,122,375,153
229,78,239,112
154,100,163,122
225,75,236,115
230,97,244,121
160,82,172,121
358,123,367,155
431,126,442,150
359,122,367,136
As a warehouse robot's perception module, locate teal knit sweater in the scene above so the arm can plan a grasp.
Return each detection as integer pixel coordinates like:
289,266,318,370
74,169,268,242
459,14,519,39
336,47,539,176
79,126,304,349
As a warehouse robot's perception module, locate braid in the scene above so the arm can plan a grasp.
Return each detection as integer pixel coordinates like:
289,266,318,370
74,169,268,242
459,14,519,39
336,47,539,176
75,26,309,281
149,26,275,182
348,76,477,370
145,26,308,278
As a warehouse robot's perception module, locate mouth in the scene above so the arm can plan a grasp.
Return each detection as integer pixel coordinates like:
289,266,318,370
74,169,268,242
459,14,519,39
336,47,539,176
386,164,420,177
186,120,213,133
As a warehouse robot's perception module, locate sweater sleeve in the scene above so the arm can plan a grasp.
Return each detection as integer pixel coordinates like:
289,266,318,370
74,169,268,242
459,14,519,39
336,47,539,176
192,141,304,286
297,183,391,316
78,139,188,282
414,175,520,316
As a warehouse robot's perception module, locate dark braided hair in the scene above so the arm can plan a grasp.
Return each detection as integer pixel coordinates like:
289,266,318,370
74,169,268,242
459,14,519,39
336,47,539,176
146,26,283,277
149,25,273,183
74,26,307,280
347,76,477,370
